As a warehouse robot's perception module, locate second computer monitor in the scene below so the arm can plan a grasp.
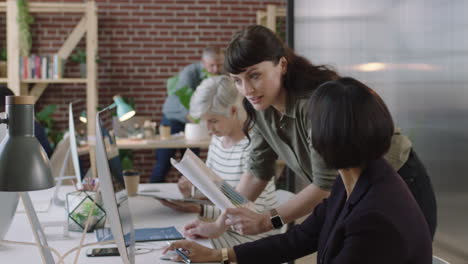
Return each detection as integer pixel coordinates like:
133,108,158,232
68,103,83,189
95,109,135,264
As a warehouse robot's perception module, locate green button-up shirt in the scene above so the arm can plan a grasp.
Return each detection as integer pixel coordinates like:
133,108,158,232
247,92,412,190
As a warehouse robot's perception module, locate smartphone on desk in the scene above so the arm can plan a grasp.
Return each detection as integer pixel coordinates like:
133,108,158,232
86,247,120,257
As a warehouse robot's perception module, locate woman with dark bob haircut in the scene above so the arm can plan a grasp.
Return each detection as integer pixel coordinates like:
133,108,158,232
165,78,432,263
174,24,436,255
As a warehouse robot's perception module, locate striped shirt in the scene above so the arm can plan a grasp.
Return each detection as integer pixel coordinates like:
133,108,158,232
202,135,280,248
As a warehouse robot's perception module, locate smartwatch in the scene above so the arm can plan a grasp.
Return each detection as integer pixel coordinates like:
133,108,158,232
269,208,284,229
221,248,229,264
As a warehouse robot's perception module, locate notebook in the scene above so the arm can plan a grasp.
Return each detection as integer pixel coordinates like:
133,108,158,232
95,226,184,242
138,183,210,204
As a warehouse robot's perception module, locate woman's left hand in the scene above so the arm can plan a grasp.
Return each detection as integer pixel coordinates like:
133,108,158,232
163,240,220,263
178,176,193,198
157,199,201,214
184,217,228,239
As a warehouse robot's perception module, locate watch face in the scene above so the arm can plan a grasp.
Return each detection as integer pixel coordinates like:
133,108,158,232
271,215,284,229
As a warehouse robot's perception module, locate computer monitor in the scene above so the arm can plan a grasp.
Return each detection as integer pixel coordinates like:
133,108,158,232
95,109,135,264
69,103,83,189
51,103,86,206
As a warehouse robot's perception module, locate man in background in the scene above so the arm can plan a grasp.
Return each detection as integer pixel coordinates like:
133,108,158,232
150,46,223,183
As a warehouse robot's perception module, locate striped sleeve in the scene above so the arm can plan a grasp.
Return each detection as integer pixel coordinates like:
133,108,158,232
200,205,222,220
203,136,278,216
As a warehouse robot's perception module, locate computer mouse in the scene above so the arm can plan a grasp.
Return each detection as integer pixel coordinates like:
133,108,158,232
160,249,178,260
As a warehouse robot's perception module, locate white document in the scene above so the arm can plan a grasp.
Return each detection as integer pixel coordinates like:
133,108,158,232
171,149,235,211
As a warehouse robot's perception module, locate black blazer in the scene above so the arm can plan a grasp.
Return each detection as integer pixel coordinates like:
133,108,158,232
234,158,432,264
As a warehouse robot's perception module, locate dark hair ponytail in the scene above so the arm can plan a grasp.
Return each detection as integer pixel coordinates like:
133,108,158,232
241,97,256,141
225,25,339,142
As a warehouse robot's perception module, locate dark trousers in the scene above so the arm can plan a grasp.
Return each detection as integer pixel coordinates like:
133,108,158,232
150,115,199,183
398,149,437,239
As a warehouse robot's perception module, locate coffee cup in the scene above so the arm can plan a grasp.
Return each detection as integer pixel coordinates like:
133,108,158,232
123,170,140,196
159,125,171,140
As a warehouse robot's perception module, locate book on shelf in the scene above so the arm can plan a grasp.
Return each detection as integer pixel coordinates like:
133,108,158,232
53,54,62,79
19,54,63,80
41,56,48,79
34,55,41,79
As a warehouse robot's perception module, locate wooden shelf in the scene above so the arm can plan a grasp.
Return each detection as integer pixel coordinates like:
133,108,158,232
0,78,7,83
257,5,286,33
2,0,99,177
21,78,87,84
0,2,87,13
2,0,97,98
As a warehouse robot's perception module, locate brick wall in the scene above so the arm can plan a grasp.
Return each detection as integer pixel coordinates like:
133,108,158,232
0,0,286,181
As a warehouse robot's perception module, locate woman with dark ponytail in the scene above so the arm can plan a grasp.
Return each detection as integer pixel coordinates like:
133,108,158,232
225,25,339,141
184,25,436,244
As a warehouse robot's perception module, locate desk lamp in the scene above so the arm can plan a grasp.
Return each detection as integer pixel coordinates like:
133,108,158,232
0,96,56,264
79,95,135,123
79,110,87,123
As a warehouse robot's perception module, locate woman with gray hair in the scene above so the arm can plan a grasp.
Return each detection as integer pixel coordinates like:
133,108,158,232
189,75,246,122
159,75,279,249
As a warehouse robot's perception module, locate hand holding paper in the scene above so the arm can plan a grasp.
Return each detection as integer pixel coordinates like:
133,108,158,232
170,149,235,211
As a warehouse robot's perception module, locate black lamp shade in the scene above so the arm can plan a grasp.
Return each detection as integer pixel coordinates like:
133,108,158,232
0,96,54,191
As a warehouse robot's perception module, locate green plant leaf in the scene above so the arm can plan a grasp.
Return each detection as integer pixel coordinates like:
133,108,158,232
50,131,64,150
119,149,134,170
0,48,7,61
174,85,194,110
169,69,210,110
188,115,200,124
201,68,213,79
121,156,134,170
166,75,179,96
35,104,64,150
36,104,57,121
70,49,101,64
17,0,34,57
70,49,86,63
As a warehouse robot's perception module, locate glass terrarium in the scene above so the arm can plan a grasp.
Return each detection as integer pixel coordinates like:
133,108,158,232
66,191,106,232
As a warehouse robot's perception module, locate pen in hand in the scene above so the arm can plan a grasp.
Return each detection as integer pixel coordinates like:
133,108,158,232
175,247,191,264
166,241,191,263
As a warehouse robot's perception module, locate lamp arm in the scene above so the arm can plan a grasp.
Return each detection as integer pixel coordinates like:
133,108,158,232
71,99,84,105
99,102,116,113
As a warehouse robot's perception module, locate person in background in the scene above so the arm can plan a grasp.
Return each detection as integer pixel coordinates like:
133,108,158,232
183,25,436,240
164,77,432,264
150,46,224,183
0,86,52,157
159,75,279,249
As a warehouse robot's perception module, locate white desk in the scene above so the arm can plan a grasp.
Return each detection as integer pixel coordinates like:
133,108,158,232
2,184,211,263
116,135,211,150
78,135,211,154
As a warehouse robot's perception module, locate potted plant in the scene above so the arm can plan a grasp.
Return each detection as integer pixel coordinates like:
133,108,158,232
67,191,106,232
69,49,101,78
168,69,212,112
35,104,64,150
69,49,87,78
119,149,134,171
